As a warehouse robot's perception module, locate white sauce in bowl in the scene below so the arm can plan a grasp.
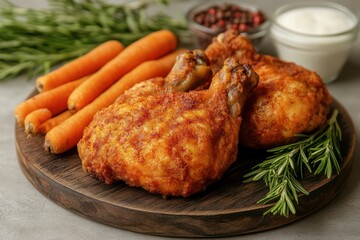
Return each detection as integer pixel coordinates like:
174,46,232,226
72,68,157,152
276,7,355,35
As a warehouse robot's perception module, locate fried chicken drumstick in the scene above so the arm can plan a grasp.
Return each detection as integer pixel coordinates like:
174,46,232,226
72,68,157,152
205,30,331,149
115,49,212,104
78,57,258,197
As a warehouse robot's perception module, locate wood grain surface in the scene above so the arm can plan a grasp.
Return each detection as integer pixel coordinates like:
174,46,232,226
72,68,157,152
15,97,356,237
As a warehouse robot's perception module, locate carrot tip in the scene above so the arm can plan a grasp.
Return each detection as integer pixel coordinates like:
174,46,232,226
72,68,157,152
15,115,24,126
36,83,44,92
26,134,33,139
68,104,75,111
44,140,53,153
25,122,34,135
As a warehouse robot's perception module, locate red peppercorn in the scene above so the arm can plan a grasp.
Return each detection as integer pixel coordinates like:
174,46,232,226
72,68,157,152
216,10,223,19
238,23,248,32
217,19,226,28
239,12,245,19
231,23,238,30
210,24,218,29
253,12,265,26
208,8,216,15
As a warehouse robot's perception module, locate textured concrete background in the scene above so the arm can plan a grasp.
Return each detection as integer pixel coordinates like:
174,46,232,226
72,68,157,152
1,0,359,239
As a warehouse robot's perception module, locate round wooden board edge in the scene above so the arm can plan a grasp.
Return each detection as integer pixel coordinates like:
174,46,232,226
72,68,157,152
14,97,357,237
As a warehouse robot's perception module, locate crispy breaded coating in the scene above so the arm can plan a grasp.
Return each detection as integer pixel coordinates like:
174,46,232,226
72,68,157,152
205,30,331,148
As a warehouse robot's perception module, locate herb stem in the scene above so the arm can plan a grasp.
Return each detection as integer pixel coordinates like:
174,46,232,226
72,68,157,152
244,109,342,217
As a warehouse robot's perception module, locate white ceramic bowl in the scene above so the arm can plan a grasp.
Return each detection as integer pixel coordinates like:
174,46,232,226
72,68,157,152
270,1,359,83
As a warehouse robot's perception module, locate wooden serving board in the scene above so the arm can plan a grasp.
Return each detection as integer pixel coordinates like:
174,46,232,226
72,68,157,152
15,97,355,237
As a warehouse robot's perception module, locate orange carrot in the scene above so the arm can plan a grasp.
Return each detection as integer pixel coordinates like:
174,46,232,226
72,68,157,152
44,49,185,154
39,110,73,134
36,40,124,92
14,75,89,126
24,108,52,135
67,30,177,111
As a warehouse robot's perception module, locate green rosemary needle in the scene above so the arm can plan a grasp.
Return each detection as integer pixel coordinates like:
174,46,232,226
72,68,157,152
244,109,342,217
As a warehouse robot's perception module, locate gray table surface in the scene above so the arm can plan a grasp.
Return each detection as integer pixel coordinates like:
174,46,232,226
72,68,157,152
1,0,359,239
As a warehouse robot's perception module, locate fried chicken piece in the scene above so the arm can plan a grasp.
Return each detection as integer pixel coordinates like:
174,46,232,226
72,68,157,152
205,30,331,148
78,58,258,197
79,50,212,184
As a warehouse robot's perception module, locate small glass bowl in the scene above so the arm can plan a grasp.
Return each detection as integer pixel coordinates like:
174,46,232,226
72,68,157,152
270,1,359,83
186,1,270,50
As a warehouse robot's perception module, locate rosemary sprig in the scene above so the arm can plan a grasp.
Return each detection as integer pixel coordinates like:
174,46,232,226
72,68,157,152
0,0,190,81
244,109,342,217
